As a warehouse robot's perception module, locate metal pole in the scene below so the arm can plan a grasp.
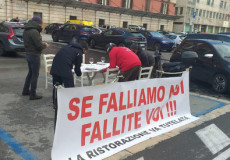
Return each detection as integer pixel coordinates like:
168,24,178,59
190,0,197,33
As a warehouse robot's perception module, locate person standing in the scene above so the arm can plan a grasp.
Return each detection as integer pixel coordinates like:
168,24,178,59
50,40,88,88
103,43,141,82
22,16,49,100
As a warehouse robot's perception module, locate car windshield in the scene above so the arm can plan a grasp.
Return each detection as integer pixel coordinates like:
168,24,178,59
149,31,164,37
213,43,230,58
13,27,24,36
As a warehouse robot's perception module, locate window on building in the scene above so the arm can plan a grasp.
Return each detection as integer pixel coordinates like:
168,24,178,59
69,16,77,20
175,7,178,15
160,25,164,31
213,12,216,18
33,12,42,20
211,0,214,6
123,21,128,28
206,11,209,18
216,13,219,19
199,9,202,16
203,10,206,17
187,7,191,15
222,14,225,20
98,19,105,27
207,0,211,5
224,2,227,8
197,0,200,3
220,1,224,8
191,8,194,15
219,13,222,19
97,0,109,5
143,23,147,29
161,3,169,14
122,0,132,9
180,7,183,15
210,12,212,18
145,0,150,12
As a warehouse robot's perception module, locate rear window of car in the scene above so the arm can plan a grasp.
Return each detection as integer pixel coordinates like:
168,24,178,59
130,32,144,37
13,27,24,36
81,27,93,31
179,35,186,40
150,31,164,37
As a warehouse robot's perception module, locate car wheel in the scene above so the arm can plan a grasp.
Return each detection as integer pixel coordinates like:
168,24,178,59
153,43,161,51
0,43,5,56
212,73,228,93
118,43,125,47
52,33,59,42
90,39,95,49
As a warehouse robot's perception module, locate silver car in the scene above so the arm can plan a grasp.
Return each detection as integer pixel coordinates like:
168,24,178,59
165,33,186,48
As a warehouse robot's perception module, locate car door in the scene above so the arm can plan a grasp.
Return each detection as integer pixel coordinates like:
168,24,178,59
191,42,217,82
59,24,74,41
110,30,123,45
99,29,113,47
140,31,152,49
0,24,9,46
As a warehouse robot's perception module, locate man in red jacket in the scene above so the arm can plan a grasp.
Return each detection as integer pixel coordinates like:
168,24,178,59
103,43,142,82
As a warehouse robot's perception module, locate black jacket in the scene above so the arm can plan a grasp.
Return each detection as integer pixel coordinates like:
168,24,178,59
50,42,83,78
136,47,155,67
23,20,46,55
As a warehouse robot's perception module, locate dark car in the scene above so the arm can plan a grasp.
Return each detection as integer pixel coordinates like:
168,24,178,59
0,22,25,56
9,18,28,25
185,33,230,43
88,28,147,50
52,24,95,42
218,32,230,36
45,23,63,34
140,30,174,51
170,39,230,93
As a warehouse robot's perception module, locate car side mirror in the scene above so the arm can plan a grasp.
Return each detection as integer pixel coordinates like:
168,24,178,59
204,54,213,58
181,51,198,64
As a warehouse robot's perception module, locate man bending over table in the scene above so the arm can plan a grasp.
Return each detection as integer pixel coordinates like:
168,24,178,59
102,43,142,82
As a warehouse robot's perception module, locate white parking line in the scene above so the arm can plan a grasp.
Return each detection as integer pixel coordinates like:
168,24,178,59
195,124,230,154
213,148,230,160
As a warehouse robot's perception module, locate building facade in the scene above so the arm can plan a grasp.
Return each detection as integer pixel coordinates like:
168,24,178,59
174,0,230,33
0,0,179,31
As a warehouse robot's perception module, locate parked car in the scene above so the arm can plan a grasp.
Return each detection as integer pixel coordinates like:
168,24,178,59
185,33,230,43
170,39,230,93
0,22,25,56
140,30,174,51
88,28,147,50
165,33,186,48
52,24,95,42
9,18,28,25
128,25,145,31
218,32,230,36
44,23,63,34
99,24,116,30
92,27,104,34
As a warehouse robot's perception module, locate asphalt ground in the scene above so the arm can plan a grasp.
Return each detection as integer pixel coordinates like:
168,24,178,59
0,35,230,160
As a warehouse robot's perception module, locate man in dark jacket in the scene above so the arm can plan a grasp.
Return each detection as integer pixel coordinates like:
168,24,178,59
50,40,88,88
130,43,162,78
22,16,49,100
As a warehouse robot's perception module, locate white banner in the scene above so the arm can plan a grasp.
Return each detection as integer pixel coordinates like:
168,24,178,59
52,71,198,160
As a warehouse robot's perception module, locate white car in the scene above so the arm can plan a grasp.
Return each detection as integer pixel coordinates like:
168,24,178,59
165,34,186,48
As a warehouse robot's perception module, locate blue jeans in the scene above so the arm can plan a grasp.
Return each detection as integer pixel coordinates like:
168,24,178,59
23,54,40,93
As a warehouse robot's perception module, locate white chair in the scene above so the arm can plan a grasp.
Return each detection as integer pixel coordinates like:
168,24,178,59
104,68,120,84
43,54,55,89
138,66,153,80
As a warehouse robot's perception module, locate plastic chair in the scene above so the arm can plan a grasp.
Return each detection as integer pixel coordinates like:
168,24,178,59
138,66,153,80
43,54,55,89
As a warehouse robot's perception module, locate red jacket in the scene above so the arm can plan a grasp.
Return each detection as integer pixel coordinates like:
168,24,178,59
105,47,142,72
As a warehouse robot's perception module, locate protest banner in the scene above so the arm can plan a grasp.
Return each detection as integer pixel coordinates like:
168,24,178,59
51,71,198,160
